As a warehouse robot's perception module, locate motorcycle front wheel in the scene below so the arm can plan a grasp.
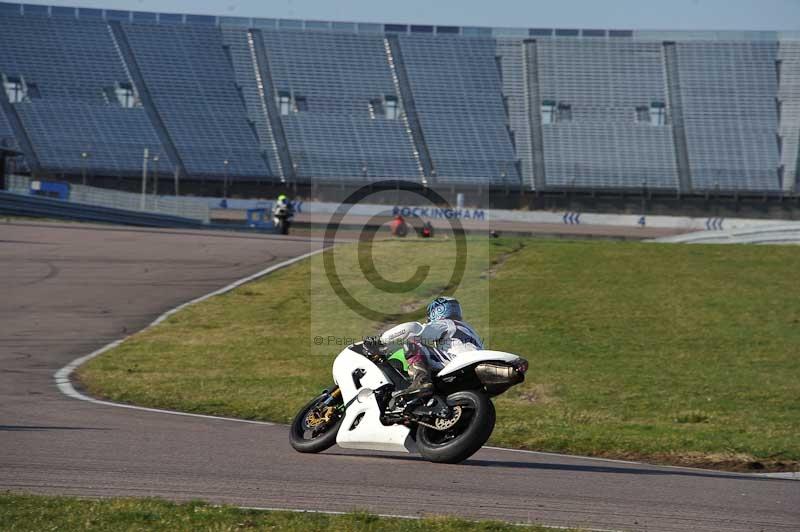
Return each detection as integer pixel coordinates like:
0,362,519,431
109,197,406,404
416,390,494,464
289,389,343,453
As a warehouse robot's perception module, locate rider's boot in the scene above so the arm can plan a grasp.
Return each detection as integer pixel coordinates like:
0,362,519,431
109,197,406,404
394,359,434,403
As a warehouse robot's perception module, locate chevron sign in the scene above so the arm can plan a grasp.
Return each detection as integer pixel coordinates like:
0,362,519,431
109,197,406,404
705,217,725,230
562,212,581,224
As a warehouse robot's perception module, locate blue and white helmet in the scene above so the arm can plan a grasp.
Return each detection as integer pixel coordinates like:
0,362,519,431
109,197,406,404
426,296,462,322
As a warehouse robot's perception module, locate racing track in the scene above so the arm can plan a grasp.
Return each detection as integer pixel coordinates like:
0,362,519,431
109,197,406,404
1,221,797,532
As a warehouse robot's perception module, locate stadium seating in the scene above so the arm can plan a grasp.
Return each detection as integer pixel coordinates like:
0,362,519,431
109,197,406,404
0,2,794,194
220,28,284,178
0,13,169,175
256,29,421,181
496,38,535,189
676,41,780,191
121,23,270,178
536,39,678,189
0,14,125,101
777,41,800,192
397,35,520,186
15,100,167,176
0,108,13,143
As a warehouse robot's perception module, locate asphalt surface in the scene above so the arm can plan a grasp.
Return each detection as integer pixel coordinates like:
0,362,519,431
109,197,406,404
1,221,797,532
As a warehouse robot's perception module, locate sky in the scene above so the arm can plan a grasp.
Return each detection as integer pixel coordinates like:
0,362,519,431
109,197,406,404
18,0,800,32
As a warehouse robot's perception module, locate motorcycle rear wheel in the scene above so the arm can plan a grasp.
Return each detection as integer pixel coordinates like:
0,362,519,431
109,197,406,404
416,390,494,464
289,390,343,453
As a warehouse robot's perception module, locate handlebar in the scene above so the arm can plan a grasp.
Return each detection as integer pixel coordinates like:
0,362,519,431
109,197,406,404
362,337,386,360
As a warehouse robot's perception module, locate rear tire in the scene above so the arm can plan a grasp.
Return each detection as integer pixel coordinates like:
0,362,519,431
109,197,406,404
289,391,343,453
487,398,496,435
416,390,494,464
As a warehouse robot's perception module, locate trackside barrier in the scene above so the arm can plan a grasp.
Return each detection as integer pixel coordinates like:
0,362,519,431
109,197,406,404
652,223,800,245
68,184,210,223
199,196,791,233
6,175,793,234
0,190,209,229
5,175,210,223
5,174,32,194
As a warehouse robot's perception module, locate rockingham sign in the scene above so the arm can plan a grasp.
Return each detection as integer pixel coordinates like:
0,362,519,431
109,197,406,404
392,205,486,220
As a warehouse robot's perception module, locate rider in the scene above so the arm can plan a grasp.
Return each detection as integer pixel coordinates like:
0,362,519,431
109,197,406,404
380,297,483,400
272,194,293,215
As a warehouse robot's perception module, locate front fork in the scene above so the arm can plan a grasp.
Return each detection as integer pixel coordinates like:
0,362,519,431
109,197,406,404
320,386,342,408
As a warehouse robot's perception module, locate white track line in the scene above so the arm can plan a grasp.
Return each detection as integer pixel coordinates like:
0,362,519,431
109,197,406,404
53,246,795,481
54,248,325,426
755,471,800,479
237,506,418,520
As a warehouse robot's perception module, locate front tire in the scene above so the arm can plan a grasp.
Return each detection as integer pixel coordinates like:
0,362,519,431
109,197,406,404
416,390,494,464
289,391,343,453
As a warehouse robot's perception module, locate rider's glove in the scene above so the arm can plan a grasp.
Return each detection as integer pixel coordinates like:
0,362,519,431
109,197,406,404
404,337,423,360
363,336,383,354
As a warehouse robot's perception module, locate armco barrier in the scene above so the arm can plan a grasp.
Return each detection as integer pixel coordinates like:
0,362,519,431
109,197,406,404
0,190,209,229
6,175,210,223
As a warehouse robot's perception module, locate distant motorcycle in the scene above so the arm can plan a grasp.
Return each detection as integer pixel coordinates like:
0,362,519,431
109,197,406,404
420,221,433,238
289,322,528,463
272,202,293,235
390,214,408,237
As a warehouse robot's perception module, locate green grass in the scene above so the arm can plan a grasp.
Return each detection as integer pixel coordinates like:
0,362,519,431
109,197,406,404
0,493,565,531
79,237,800,471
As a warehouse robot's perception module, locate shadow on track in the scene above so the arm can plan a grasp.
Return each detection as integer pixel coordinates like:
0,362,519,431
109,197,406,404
323,451,783,482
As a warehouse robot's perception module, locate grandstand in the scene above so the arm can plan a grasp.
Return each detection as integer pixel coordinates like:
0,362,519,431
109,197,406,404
0,100,13,140
255,29,421,181
0,11,169,176
0,1,798,209
676,41,780,191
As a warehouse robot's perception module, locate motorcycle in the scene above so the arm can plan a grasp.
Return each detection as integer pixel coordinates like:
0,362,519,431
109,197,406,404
289,322,528,463
272,203,293,235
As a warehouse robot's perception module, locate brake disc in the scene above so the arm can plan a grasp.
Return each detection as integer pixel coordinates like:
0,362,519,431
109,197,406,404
432,405,462,431
305,406,335,428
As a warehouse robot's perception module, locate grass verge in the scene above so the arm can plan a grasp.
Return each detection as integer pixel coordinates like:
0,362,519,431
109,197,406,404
79,237,800,472
0,493,568,531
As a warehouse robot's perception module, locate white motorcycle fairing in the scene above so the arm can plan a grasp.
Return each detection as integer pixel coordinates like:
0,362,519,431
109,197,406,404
331,345,524,454
332,347,416,453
